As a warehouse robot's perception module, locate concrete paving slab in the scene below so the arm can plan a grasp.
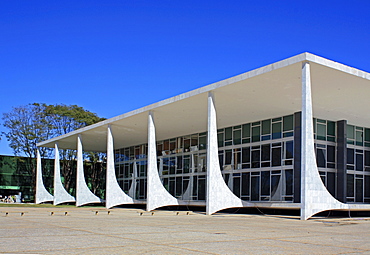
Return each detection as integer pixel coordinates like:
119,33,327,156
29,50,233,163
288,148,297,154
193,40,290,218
1,206,370,254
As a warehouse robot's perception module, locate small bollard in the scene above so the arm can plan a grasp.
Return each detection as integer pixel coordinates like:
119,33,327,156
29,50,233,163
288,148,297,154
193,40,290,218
20,212,24,216
176,212,180,215
50,212,54,216
5,212,8,216
186,211,190,215
107,211,111,215
151,212,154,216
95,211,99,215
64,212,68,216
140,212,143,216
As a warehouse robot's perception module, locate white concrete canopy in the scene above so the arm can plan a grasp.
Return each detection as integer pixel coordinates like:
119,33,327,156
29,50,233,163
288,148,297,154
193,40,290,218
37,53,370,152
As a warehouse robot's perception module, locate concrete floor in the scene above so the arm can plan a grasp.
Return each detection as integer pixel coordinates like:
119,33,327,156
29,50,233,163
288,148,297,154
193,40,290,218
1,206,370,254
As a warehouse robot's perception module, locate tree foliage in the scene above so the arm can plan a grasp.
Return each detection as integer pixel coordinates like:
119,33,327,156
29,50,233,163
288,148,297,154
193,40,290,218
2,103,106,198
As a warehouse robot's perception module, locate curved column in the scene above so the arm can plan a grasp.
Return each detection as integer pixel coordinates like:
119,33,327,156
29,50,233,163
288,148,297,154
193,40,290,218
146,111,178,211
206,92,248,215
35,149,53,204
76,135,102,206
106,125,134,209
300,61,348,220
53,143,75,205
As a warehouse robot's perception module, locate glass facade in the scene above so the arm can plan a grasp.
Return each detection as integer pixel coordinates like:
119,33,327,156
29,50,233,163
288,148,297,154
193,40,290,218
346,124,370,203
114,114,370,204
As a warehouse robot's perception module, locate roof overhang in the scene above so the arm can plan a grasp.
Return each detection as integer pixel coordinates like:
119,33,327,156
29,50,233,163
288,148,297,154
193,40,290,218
37,52,370,152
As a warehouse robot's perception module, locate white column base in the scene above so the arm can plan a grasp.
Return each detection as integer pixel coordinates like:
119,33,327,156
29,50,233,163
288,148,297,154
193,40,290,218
76,135,102,207
146,111,178,211
206,92,252,215
53,144,75,205
35,149,53,204
106,125,134,209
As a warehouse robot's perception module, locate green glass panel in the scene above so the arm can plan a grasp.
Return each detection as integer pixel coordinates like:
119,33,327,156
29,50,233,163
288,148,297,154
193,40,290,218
365,128,370,142
252,126,260,142
313,118,316,134
252,121,260,126
233,129,241,145
242,124,250,138
283,115,293,132
217,133,224,148
199,135,207,150
347,125,355,140
317,124,326,141
233,125,241,130
356,130,363,146
272,122,282,139
225,127,232,141
327,121,335,136
262,119,271,135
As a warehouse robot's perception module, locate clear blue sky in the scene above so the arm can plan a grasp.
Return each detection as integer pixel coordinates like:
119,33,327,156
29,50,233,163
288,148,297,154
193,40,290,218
1,1,369,155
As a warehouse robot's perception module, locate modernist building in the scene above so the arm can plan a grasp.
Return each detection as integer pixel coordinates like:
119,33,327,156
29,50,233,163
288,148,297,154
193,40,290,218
36,53,370,220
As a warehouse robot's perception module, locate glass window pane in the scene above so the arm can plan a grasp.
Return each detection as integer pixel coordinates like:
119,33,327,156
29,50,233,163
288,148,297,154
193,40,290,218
285,141,294,159
225,150,232,165
225,127,232,141
233,129,241,145
347,125,355,140
272,147,282,166
242,124,250,138
283,115,293,132
347,174,354,197
356,130,363,146
251,176,260,201
365,128,370,142
261,144,270,161
217,133,224,148
327,145,335,163
261,171,270,196
356,178,363,202
252,126,260,142
356,153,363,171
317,124,326,140
285,169,293,195
262,120,271,135
316,148,326,168
233,177,241,197
252,149,260,168
241,172,250,196
327,121,335,136
242,147,250,163
272,122,282,139
347,149,354,165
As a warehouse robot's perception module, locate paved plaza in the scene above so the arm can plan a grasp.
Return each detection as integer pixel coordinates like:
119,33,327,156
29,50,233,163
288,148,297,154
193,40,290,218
1,206,370,254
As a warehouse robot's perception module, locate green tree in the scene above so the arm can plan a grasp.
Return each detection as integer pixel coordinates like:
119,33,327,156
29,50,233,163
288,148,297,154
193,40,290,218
2,103,105,199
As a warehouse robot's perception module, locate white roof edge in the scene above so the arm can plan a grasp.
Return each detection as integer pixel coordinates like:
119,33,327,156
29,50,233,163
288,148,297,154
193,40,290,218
37,52,370,147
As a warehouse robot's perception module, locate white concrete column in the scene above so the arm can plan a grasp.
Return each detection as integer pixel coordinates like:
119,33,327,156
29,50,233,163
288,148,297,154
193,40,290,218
146,111,178,211
300,61,348,220
53,143,75,205
35,149,53,204
206,92,245,215
106,125,134,209
76,135,102,206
